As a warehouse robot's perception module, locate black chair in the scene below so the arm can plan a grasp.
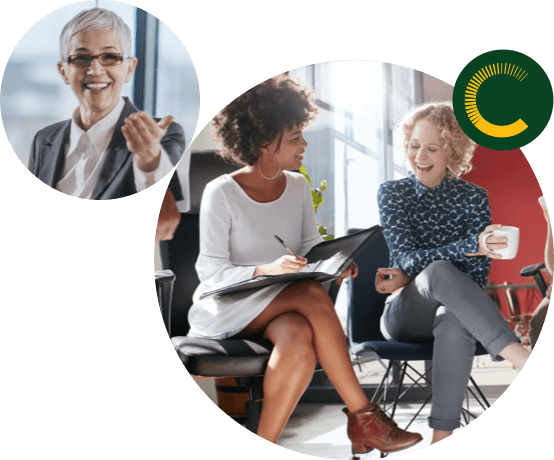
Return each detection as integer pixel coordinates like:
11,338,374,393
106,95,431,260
345,228,490,454
156,149,339,433
520,263,548,298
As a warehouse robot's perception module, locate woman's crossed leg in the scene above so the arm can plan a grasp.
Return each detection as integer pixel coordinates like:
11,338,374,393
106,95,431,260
235,279,370,442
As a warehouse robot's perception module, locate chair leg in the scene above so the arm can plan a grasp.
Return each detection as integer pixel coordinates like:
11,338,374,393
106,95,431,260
246,399,263,433
371,361,394,405
372,361,493,453
468,375,491,409
374,360,434,451
389,362,408,421
369,361,409,459
244,376,264,433
461,374,491,425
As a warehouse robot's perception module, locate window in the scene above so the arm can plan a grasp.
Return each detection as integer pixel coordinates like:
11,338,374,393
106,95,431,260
292,61,421,239
291,62,422,324
156,21,199,146
0,2,198,166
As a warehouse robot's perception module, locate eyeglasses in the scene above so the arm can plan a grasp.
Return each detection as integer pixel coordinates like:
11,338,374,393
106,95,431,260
64,53,128,68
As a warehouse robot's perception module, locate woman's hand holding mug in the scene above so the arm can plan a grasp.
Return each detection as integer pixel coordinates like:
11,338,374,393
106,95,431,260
466,224,519,260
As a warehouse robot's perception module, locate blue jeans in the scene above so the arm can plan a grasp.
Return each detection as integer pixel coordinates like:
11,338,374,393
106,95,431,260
380,260,518,431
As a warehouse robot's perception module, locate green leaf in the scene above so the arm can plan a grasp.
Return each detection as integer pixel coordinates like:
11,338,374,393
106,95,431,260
299,165,312,187
302,165,332,239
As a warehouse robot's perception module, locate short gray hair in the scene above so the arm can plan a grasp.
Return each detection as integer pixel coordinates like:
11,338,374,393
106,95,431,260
59,8,133,60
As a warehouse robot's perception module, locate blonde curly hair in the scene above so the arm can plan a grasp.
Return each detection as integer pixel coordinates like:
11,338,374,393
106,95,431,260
398,102,476,177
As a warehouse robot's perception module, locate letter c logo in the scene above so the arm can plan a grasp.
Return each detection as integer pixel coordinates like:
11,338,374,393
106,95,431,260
453,50,552,150
465,64,528,138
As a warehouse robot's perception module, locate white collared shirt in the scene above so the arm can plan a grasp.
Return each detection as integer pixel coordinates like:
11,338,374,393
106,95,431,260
56,97,173,198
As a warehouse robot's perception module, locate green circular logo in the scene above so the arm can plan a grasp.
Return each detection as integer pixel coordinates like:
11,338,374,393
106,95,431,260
453,49,553,150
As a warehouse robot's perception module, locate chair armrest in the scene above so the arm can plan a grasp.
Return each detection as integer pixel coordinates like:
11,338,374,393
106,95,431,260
520,263,546,278
155,269,176,336
520,263,548,298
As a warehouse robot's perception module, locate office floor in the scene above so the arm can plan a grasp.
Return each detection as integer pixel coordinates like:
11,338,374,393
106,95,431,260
197,356,519,459
196,356,519,460
276,357,517,458
277,399,492,459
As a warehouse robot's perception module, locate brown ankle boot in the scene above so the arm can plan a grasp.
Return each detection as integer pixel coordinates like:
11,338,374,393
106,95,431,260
342,406,423,454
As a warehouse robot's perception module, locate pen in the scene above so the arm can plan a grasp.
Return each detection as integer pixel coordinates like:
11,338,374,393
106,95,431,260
274,235,302,259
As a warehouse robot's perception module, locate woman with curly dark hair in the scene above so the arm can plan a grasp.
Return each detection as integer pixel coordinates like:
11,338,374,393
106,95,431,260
186,75,422,454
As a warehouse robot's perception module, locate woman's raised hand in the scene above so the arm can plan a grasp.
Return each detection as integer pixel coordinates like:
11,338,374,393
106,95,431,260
122,112,174,172
254,255,308,276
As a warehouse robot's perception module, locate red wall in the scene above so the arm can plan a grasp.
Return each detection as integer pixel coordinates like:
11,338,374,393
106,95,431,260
464,147,547,316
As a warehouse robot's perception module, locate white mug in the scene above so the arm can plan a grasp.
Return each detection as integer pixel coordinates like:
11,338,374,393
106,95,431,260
483,226,520,260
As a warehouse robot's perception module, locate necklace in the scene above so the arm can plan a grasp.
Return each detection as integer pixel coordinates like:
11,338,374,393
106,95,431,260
257,159,282,180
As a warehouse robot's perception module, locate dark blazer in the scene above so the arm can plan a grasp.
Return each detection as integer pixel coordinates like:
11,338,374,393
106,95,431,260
28,97,184,200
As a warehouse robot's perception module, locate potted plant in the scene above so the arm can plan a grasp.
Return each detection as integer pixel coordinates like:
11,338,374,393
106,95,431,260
299,165,333,241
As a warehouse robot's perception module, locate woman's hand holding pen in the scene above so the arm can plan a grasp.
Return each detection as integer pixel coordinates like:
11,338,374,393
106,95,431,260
258,235,306,274
254,255,308,276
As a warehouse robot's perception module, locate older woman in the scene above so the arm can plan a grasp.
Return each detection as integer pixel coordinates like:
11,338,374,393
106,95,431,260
28,7,184,199
376,102,531,444
187,75,422,454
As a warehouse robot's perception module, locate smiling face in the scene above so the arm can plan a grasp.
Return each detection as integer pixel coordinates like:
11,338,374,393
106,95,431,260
57,29,137,129
265,126,308,170
407,119,449,188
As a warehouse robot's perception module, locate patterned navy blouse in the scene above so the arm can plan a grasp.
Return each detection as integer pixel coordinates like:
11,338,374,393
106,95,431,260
377,175,492,288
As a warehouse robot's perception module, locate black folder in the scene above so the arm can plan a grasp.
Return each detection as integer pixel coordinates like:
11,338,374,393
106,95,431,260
200,225,383,299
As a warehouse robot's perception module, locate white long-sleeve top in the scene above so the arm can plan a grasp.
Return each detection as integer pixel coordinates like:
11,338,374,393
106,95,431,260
187,171,324,339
